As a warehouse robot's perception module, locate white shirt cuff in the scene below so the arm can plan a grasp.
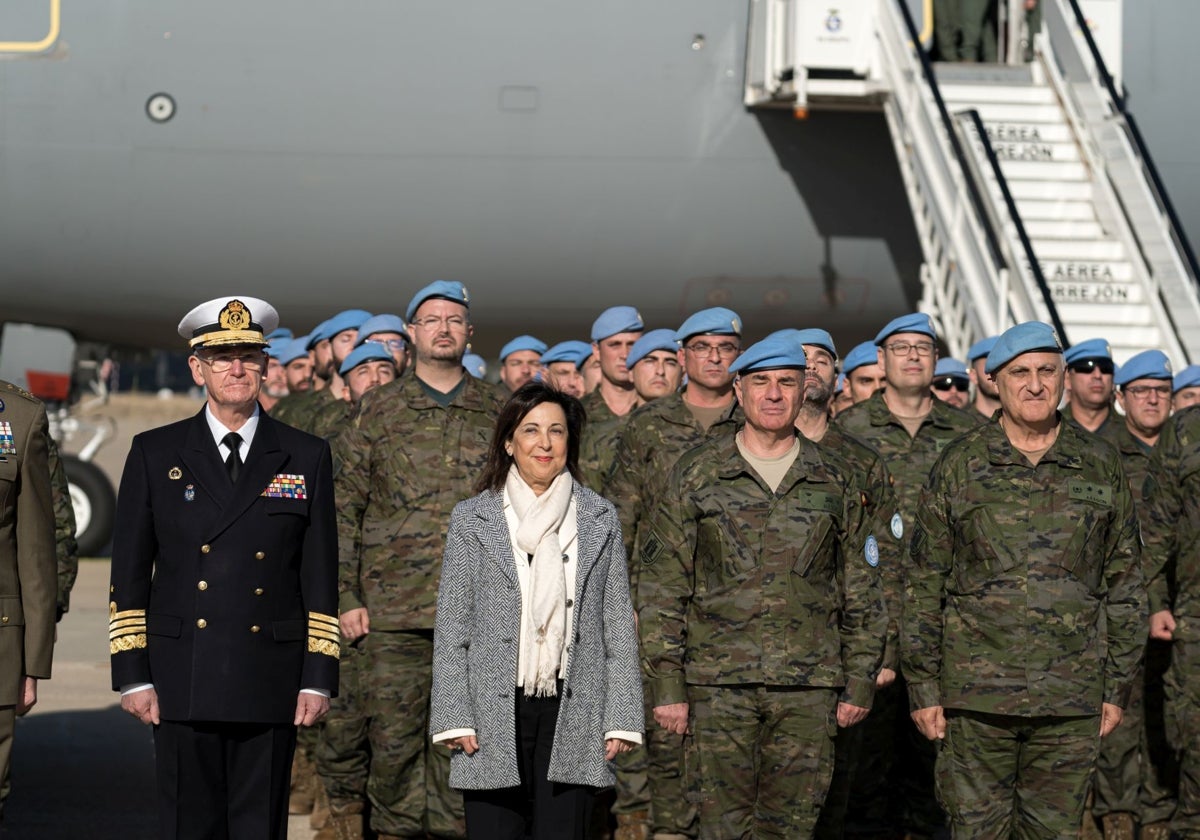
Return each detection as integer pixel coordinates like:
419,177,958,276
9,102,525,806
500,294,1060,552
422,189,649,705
604,730,643,745
120,683,154,696
433,727,477,744
300,688,330,698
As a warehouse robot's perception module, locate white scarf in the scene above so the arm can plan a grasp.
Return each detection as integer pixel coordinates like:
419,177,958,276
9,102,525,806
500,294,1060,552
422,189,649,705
505,465,575,697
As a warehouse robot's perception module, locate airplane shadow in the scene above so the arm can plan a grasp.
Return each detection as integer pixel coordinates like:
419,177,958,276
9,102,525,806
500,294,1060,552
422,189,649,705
3,705,157,838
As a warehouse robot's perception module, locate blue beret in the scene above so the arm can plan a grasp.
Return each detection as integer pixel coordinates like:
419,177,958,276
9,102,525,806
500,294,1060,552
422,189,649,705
1173,364,1200,393
967,336,998,363
313,309,373,344
674,307,743,342
626,329,680,368
462,353,487,379
728,335,807,375
985,321,1063,374
541,341,593,368
836,373,846,391
1063,337,1112,365
277,337,311,366
934,358,970,380
875,312,936,344
768,328,837,360
265,338,290,359
406,281,470,323
1115,350,1173,386
266,327,293,342
356,314,409,346
499,335,548,361
591,306,645,342
339,342,396,376
305,322,329,350
842,341,880,375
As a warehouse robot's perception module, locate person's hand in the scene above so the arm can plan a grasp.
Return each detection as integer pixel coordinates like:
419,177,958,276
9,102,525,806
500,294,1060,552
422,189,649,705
653,703,689,736
911,705,946,741
295,693,330,727
605,738,636,761
444,735,479,755
1099,703,1123,738
875,667,897,688
837,702,870,728
121,687,161,726
16,677,37,716
1150,609,1176,641
340,607,370,641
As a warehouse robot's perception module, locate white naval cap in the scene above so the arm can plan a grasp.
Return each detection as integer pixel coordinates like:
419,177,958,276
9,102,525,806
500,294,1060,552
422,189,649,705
177,296,279,349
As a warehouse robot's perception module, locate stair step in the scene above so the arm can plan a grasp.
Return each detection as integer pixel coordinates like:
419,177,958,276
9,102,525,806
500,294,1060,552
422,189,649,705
998,160,1089,180
1037,260,1136,282
979,122,1075,144
1017,219,1106,239
1054,295,1151,318
1003,180,1094,201
1061,325,1164,351
955,102,1067,123
939,83,1058,105
1032,239,1126,260
1015,199,1097,221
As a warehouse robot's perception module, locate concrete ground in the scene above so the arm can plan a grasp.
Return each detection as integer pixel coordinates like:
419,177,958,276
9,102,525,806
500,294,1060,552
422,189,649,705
2,559,317,839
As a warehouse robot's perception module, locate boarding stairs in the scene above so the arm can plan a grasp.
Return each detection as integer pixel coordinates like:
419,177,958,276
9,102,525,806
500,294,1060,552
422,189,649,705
744,0,1200,366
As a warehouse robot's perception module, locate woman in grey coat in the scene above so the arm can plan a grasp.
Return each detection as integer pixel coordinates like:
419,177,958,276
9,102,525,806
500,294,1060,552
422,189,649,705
430,382,644,840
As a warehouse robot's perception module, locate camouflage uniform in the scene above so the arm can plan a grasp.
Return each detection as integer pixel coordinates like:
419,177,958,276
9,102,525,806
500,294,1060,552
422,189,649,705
334,371,501,839
904,417,1146,837
46,437,78,619
579,390,629,491
638,429,887,839
1094,424,1178,829
604,393,740,837
272,387,338,429
834,391,980,836
1142,408,1200,839
1062,403,1122,447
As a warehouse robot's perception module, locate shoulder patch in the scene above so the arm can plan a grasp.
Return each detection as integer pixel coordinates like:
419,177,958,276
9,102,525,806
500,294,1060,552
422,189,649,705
865,535,880,567
890,512,904,540
1069,480,1112,506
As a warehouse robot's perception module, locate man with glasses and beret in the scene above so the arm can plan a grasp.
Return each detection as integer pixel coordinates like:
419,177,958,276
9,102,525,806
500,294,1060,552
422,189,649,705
109,296,340,840
906,321,1144,838
835,313,980,839
605,307,743,840
1062,338,1119,442
930,359,972,411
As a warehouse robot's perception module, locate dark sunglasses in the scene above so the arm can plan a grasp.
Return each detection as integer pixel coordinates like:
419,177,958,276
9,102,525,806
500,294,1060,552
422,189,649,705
932,378,969,393
1067,359,1114,375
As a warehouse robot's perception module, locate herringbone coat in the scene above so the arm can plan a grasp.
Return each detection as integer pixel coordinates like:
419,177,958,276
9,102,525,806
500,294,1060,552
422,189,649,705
430,481,643,790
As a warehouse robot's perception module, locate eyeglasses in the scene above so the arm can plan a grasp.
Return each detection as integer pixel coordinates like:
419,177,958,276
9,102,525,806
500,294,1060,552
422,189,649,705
884,341,935,357
1123,383,1171,399
932,378,969,393
371,339,408,351
196,352,265,372
684,341,739,358
410,316,468,332
1067,359,1114,375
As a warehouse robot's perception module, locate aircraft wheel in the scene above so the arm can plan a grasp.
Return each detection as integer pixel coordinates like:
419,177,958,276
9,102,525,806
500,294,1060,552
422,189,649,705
63,455,116,557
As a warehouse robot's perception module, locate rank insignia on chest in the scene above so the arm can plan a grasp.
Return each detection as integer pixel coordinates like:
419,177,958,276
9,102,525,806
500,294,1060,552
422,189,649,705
0,422,15,455
262,473,307,499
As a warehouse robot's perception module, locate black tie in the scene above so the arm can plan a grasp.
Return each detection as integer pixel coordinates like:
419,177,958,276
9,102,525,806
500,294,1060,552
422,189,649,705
222,432,243,484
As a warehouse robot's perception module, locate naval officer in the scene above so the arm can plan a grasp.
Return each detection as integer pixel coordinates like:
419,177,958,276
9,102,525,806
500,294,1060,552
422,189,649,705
109,296,339,840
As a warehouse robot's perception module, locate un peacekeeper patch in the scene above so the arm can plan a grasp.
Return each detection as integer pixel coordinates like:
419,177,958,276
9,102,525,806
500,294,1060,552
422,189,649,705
0,421,14,455
890,512,903,540
262,473,307,499
865,535,880,567
795,489,841,516
1069,480,1111,506
641,529,666,566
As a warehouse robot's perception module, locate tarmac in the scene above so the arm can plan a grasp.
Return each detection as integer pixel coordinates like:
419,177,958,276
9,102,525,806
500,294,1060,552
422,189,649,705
1,559,318,839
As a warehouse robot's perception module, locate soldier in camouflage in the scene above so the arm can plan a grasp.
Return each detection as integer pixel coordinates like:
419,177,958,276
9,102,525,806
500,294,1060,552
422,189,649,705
605,307,743,840
1062,338,1120,443
904,322,1146,838
1173,365,1200,412
1142,396,1200,839
639,335,886,840
334,281,502,840
834,313,980,839
273,311,370,430
579,306,644,490
966,337,1000,420
47,437,78,622
1092,350,1178,840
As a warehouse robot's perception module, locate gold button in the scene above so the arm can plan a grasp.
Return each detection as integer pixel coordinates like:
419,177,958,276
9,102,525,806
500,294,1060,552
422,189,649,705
197,581,208,591
254,588,264,596
1,617,8,624
250,625,261,633
110,585,115,593
255,551,265,560
201,544,211,554
196,618,207,629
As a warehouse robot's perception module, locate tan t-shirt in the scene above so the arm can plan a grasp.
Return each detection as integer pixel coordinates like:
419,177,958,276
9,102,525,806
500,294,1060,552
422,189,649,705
736,433,800,493
684,400,732,433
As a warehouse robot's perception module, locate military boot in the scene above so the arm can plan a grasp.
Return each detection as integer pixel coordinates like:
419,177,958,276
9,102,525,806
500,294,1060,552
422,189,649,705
1100,813,1135,840
288,750,317,815
614,810,651,840
313,799,365,840
310,777,331,829
1139,822,1172,840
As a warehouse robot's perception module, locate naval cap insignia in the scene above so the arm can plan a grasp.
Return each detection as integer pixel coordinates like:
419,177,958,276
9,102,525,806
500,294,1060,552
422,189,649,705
219,300,251,332
168,466,183,480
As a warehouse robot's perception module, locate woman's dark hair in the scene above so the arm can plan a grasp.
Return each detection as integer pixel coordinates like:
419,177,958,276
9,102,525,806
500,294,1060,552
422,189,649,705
475,381,586,494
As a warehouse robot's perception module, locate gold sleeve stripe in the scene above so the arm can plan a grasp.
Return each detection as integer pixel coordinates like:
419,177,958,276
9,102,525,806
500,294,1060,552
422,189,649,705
109,618,147,631
308,611,339,626
111,609,147,621
308,628,342,644
307,638,340,658
109,626,147,639
110,634,147,654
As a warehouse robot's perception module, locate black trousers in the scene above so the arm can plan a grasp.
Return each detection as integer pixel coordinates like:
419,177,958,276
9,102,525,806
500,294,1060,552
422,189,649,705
153,719,296,840
462,690,594,840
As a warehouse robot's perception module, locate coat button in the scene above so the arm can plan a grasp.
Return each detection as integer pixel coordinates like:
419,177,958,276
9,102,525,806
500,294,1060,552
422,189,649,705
200,544,211,554
565,599,573,608
562,553,569,563
1,617,8,624
197,581,208,591
254,588,264,596
196,618,207,629
255,551,265,560
250,625,261,633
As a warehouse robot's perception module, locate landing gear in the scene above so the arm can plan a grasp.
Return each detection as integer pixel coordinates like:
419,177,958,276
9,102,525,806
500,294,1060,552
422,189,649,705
62,454,116,556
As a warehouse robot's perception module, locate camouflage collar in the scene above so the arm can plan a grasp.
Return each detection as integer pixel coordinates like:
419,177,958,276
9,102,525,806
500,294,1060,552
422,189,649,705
662,391,741,429
715,426,834,490
400,368,493,412
865,389,962,431
984,413,1085,469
